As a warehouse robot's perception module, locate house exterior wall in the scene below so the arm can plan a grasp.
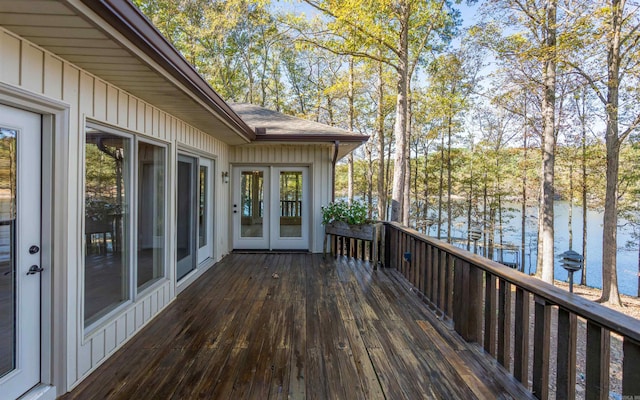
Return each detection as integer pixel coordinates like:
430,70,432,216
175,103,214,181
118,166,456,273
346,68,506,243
230,144,334,253
0,27,233,393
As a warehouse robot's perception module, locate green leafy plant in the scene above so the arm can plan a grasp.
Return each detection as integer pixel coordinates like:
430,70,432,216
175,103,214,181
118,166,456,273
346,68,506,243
321,200,369,225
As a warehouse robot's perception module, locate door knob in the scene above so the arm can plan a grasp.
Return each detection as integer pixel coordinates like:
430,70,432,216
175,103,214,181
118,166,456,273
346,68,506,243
27,265,43,275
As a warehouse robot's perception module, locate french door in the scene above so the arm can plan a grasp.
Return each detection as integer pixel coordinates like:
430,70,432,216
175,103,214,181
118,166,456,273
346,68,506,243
232,166,309,250
0,104,42,399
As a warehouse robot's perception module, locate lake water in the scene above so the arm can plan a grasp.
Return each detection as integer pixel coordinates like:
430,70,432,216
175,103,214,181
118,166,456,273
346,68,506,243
442,201,639,297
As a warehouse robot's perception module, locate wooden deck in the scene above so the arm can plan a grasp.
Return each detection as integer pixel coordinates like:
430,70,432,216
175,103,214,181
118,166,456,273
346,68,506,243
62,253,531,400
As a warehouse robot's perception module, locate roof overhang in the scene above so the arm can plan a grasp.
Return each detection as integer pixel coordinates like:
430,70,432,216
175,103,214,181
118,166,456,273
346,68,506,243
254,134,367,160
230,103,369,159
0,0,255,144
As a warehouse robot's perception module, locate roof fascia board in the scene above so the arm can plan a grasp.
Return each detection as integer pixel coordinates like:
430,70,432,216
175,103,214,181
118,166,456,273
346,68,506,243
254,134,370,143
69,0,255,142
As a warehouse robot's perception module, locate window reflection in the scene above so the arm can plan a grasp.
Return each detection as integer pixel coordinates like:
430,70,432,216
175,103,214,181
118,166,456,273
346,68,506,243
279,171,302,238
0,127,16,377
241,171,264,238
199,165,207,248
84,128,130,326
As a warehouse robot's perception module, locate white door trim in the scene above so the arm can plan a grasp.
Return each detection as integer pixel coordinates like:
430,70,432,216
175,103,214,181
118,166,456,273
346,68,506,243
0,83,71,397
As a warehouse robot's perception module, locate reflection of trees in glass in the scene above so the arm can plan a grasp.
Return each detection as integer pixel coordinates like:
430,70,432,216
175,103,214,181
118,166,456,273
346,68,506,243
0,129,16,220
85,133,127,252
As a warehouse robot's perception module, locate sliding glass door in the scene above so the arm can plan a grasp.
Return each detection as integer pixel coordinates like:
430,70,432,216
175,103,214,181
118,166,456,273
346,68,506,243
177,154,214,282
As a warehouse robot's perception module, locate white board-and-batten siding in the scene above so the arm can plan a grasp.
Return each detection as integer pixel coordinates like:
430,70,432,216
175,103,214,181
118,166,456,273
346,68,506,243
230,144,334,253
0,28,232,390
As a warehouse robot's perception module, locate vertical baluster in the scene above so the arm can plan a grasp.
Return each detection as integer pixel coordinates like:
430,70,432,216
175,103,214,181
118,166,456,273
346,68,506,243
514,288,530,386
432,247,440,308
445,252,454,319
425,243,433,302
623,338,640,397
586,321,610,400
390,227,397,270
467,263,482,343
453,258,465,337
413,237,419,288
484,273,497,356
383,224,391,268
438,250,447,310
556,307,577,399
497,279,511,369
532,296,552,399
417,241,424,295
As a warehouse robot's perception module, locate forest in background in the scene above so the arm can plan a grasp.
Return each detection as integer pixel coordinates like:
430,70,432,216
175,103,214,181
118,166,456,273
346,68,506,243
132,0,640,303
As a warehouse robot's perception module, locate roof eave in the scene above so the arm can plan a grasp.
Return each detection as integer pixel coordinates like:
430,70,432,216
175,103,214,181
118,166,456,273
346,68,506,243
76,0,256,142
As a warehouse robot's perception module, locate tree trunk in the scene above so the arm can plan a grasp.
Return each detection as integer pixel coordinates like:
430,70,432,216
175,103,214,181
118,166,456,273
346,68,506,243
390,26,409,223
347,58,355,205
538,0,557,284
579,92,588,286
599,0,623,306
366,143,373,219
437,132,445,240
569,164,573,250
521,127,528,273
403,89,412,226
447,116,452,243
376,60,386,220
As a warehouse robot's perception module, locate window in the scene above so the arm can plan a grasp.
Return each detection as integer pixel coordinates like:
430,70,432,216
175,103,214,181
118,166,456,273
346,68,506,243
84,127,131,326
84,123,167,328
137,141,166,290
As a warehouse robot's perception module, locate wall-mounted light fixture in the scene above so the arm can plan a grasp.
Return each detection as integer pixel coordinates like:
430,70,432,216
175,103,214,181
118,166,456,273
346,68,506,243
222,171,229,184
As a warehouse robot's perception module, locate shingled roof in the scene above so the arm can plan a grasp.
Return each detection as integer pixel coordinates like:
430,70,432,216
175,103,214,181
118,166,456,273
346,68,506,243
229,103,368,157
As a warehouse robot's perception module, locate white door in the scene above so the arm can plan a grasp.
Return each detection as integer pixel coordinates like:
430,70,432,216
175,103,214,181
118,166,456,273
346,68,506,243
0,104,42,399
270,167,309,250
233,167,269,249
197,159,214,262
232,166,309,250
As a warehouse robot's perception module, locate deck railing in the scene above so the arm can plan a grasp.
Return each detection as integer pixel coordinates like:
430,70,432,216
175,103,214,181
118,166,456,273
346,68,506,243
375,221,640,400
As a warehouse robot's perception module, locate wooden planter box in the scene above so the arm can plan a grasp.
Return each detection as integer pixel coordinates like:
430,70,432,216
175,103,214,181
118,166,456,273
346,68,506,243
324,221,375,241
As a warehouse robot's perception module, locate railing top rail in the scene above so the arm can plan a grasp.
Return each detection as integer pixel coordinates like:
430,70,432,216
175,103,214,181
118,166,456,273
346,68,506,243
385,221,640,343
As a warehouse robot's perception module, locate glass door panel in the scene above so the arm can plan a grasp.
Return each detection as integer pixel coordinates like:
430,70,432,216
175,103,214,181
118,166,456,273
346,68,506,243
0,126,17,379
176,155,197,281
233,167,269,249
271,167,308,250
278,171,303,238
197,158,213,263
241,170,264,238
0,104,41,399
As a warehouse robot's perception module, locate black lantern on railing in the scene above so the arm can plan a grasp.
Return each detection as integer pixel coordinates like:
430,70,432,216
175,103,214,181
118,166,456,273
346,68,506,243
559,250,583,293
469,227,482,254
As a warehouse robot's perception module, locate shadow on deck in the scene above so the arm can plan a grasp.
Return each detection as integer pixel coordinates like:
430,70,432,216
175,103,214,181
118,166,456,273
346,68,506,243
62,253,531,399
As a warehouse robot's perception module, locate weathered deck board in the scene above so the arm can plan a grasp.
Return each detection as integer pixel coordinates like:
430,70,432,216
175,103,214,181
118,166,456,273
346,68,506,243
61,253,533,400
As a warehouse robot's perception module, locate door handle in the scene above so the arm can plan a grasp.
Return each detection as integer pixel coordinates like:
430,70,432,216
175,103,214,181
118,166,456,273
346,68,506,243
27,265,43,275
